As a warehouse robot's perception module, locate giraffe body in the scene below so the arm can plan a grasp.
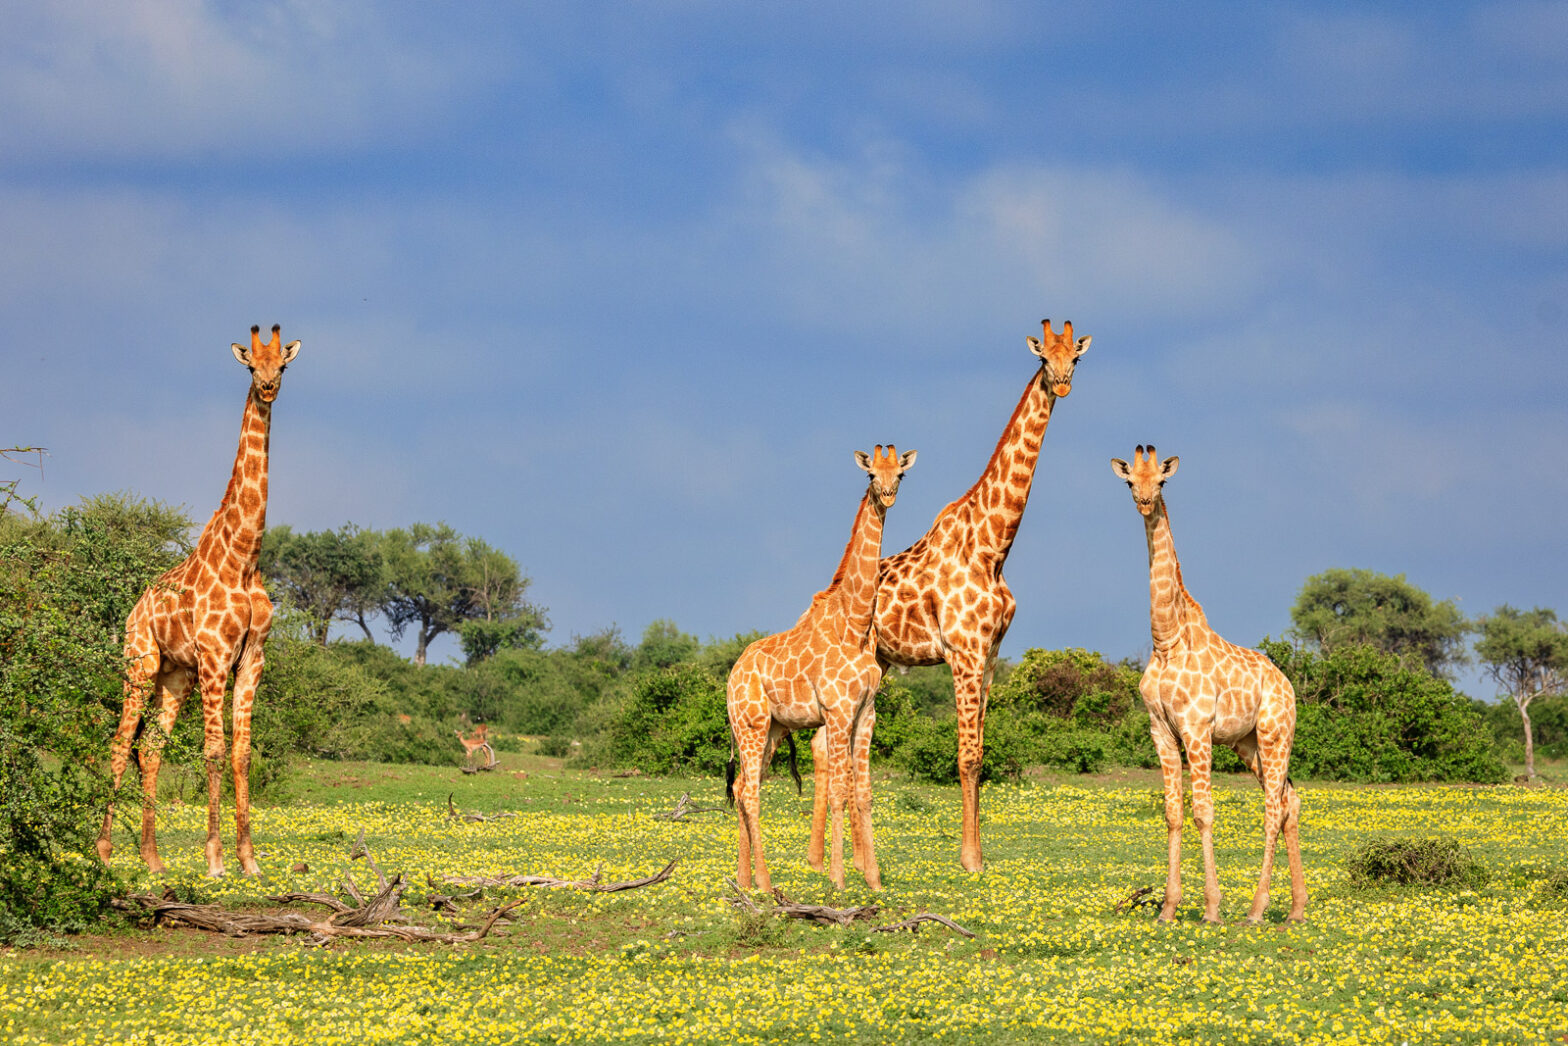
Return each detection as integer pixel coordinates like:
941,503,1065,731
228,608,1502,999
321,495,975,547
1112,445,1306,924
96,325,300,877
870,320,1088,871
728,445,915,893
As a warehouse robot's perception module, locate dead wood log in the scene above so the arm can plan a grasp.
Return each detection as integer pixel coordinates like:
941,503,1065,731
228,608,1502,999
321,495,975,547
445,792,519,822
723,881,975,938
444,859,677,893
871,913,977,938
652,791,727,822
459,742,499,773
1113,885,1163,914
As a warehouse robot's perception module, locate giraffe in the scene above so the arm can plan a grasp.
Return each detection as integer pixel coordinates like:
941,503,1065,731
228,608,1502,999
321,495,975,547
727,444,916,893
1110,445,1306,924
96,324,300,877
870,319,1088,872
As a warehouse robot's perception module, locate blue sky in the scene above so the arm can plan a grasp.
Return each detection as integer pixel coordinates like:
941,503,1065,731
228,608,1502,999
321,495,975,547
3,2,1565,694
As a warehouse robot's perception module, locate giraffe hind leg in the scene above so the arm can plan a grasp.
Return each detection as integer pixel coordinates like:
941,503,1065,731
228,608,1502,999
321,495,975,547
97,647,159,865
136,664,194,875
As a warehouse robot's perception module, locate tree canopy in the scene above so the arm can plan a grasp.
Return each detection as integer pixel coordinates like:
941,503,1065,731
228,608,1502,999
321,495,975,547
260,524,387,645
1474,605,1568,778
1289,567,1470,677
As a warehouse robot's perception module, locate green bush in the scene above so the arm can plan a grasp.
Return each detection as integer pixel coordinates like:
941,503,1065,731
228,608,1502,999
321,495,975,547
991,647,1141,722
1346,837,1490,888
0,496,190,943
607,664,730,776
1263,640,1507,783
897,713,1027,784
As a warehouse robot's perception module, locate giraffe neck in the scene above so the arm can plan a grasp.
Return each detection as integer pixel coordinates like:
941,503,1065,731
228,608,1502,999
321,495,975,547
193,387,272,577
1143,497,1199,654
959,367,1055,555
825,490,887,633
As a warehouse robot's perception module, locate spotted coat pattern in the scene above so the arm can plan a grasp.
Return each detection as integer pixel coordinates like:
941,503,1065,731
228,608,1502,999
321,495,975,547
728,446,915,893
96,325,300,877
1111,445,1307,923
871,320,1088,872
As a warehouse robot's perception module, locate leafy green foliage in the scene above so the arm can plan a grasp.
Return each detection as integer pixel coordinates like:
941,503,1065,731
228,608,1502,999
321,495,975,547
607,663,730,776
260,524,386,645
1346,837,1490,888
1474,605,1568,774
0,493,193,943
1263,639,1506,783
1290,567,1470,677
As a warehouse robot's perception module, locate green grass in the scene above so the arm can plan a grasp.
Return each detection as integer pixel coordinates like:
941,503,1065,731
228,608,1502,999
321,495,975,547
3,754,1567,1044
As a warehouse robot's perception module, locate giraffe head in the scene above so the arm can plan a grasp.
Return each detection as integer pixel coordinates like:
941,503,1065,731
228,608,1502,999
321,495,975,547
1110,444,1179,517
230,324,301,403
853,444,917,507
1026,318,1090,398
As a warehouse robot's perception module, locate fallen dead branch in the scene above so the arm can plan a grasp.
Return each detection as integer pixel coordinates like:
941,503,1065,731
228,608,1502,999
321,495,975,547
113,831,525,946
724,881,976,937
1113,885,1163,914
446,793,520,823
443,859,678,893
652,791,727,822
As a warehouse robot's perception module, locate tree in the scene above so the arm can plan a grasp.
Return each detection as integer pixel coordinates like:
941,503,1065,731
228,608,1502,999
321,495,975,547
259,524,387,645
633,619,700,671
380,523,543,666
1290,567,1470,677
1475,605,1568,780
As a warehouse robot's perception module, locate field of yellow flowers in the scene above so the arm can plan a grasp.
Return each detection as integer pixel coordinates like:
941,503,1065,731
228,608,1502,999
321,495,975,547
4,760,1567,1045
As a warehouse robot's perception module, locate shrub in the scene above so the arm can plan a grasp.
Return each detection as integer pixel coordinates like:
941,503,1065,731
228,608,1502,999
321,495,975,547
1346,837,1490,888
536,735,572,758
607,664,730,776
898,714,1027,784
1262,640,1507,784
991,647,1141,723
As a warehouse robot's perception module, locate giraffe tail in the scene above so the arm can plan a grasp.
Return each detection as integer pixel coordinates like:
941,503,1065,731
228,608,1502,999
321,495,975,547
725,744,737,807
786,733,802,796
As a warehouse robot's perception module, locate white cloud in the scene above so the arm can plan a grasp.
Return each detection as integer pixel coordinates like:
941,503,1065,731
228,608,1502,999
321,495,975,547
0,0,482,161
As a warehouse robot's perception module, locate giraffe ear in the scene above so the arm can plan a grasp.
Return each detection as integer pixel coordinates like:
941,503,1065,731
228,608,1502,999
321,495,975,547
1110,458,1132,480
231,342,250,365
282,340,301,364
1026,336,1046,359
898,449,917,470
1161,456,1180,478
854,450,873,473
1074,335,1091,357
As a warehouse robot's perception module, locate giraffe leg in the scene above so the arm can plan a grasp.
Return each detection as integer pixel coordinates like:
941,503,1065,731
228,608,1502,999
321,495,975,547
1282,777,1307,922
134,665,193,875
822,714,853,891
1185,732,1222,924
97,643,158,865
728,679,772,892
1149,714,1185,922
230,633,266,876
1232,733,1275,923
195,654,231,877
850,695,881,891
807,727,828,872
951,655,987,873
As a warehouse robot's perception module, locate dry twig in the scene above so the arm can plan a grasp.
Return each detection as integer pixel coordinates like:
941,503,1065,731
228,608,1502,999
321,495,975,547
444,859,678,893
652,791,727,822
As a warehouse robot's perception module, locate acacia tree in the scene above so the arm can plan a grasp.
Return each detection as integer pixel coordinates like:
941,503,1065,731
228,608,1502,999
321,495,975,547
380,522,542,666
1475,605,1568,780
259,524,387,645
1290,567,1470,678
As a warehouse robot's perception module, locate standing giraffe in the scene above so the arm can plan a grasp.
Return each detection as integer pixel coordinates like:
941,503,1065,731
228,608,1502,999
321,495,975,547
1111,445,1306,923
728,444,916,893
871,319,1088,872
96,325,300,877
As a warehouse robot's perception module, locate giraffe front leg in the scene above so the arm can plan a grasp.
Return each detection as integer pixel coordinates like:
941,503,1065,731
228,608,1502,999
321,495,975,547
1149,714,1185,922
1232,733,1274,924
98,649,157,865
807,728,828,872
823,717,853,891
196,657,231,878
1185,733,1222,924
230,639,266,876
951,657,987,873
850,696,881,891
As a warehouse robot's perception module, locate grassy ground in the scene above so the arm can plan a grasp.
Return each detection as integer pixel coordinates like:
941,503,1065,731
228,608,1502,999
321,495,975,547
3,751,1567,1044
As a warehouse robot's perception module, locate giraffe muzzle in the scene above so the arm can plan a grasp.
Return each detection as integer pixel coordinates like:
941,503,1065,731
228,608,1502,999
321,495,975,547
1052,382,1072,397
